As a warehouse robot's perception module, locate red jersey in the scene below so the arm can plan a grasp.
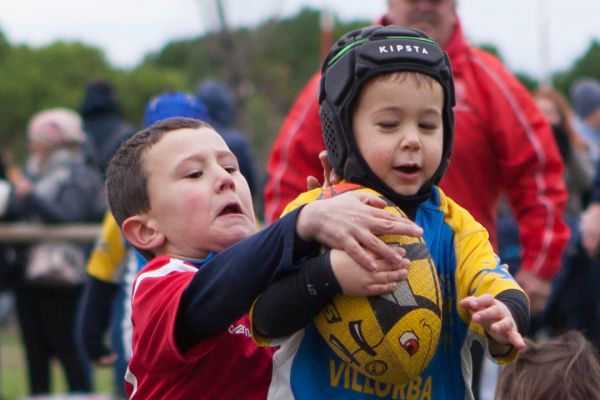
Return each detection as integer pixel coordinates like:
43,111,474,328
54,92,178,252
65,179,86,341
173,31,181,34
264,20,569,280
125,256,274,399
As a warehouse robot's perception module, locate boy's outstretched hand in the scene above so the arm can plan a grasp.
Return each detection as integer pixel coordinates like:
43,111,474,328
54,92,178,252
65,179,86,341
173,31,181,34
459,294,525,350
330,248,410,296
297,191,423,271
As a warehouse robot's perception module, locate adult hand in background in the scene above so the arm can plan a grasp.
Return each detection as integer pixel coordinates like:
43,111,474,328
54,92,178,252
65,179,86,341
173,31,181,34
515,269,551,314
580,203,600,258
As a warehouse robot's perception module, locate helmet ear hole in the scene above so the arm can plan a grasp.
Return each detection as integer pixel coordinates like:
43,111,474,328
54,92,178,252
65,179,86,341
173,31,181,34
320,105,345,175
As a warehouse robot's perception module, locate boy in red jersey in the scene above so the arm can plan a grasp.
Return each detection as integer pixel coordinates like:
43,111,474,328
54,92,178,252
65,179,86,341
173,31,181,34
105,117,422,399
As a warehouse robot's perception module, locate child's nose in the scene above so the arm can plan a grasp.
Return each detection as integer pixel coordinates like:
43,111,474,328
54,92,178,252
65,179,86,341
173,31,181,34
215,169,236,192
401,129,421,150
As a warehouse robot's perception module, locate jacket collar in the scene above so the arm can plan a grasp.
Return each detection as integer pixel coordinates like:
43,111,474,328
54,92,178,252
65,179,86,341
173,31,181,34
376,15,470,66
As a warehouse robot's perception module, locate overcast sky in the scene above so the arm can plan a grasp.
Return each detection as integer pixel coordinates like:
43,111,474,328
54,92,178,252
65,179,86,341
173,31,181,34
0,0,598,79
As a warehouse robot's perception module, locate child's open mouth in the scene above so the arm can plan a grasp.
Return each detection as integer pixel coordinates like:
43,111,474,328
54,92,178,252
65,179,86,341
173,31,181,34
396,164,420,174
219,202,242,216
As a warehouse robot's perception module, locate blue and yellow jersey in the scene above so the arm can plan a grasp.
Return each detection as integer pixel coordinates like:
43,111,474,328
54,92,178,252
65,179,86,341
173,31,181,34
87,212,126,283
262,186,526,400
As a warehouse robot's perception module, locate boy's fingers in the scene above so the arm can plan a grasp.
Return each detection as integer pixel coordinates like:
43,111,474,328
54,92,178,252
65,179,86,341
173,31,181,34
460,294,495,312
489,318,512,333
377,269,408,283
342,240,379,270
353,192,388,209
368,282,398,295
373,253,410,272
508,331,526,349
473,306,503,324
306,176,321,190
358,234,405,269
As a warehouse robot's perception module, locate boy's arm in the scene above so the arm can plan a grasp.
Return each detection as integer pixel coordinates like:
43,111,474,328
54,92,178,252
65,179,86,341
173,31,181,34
252,248,408,340
175,192,417,351
460,291,529,357
78,276,120,364
444,194,529,361
176,208,318,351
79,212,128,364
251,251,340,339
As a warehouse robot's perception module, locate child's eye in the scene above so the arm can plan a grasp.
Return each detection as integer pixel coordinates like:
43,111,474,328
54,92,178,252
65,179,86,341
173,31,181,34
224,166,237,174
419,122,439,131
185,171,203,179
377,120,399,130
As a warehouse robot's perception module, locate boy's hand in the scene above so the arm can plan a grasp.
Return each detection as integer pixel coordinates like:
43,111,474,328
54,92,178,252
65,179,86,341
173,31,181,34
297,191,423,271
459,294,525,350
306,150,340,191
330,248,409,296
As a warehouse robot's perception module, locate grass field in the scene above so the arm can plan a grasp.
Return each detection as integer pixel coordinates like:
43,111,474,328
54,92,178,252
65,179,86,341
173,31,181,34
0,318,115,400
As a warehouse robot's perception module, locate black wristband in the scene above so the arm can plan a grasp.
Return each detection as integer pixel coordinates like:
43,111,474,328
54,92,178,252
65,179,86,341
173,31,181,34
496,289,530,335
252,250,341,338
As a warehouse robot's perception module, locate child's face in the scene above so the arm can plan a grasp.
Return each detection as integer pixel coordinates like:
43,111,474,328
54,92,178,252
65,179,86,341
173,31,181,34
142,127,256,259
352,75,444,196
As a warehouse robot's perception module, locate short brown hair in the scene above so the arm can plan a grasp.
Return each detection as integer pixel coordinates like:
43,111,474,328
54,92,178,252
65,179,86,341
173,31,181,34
106,117,212,229
496,331,600,400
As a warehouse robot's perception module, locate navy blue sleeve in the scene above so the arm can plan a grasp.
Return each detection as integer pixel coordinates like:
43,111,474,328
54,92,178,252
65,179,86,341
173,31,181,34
78,276,120,361
176,207,320,350
496,289,530,335
252,250,341,339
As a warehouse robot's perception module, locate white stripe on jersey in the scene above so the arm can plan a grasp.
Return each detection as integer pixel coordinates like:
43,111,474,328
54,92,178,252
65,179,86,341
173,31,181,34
132,258,196,296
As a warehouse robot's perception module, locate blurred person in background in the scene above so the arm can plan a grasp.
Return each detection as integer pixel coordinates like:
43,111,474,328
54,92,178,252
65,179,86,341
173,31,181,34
9,108,105,396
79,91,211,399
529,87,599,349
570,77,600,162
573,79,600,344
264,1,569,396
80,79,135,177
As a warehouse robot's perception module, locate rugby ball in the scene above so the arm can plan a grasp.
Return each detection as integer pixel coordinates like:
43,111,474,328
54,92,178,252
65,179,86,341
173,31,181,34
313,183,442,384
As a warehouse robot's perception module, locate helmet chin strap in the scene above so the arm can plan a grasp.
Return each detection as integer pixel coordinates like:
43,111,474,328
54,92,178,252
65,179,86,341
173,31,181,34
342,150,437,221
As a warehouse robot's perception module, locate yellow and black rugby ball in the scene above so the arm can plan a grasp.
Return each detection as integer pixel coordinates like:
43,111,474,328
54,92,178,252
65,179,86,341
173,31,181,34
314,183,442,384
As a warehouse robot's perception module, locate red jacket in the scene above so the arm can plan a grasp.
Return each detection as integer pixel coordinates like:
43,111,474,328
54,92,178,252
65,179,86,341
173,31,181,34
264,21,569,280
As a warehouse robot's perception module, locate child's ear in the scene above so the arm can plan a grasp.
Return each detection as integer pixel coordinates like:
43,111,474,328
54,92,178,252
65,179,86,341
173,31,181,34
122,215,164,251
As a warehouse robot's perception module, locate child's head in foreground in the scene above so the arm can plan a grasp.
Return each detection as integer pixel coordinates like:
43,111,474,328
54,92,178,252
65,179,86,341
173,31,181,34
106,117,255,261
495,330,600,400
318,25,455,205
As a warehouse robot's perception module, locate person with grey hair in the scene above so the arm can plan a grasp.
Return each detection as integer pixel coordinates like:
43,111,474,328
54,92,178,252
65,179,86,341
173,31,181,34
570,77,600,162
9,108,106,396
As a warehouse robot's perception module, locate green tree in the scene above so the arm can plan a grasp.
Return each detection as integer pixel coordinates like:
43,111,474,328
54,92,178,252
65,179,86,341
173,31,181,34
553,40,600,95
